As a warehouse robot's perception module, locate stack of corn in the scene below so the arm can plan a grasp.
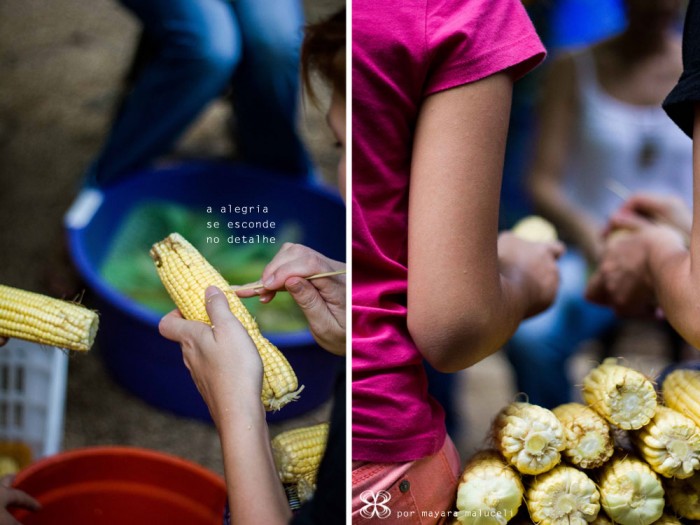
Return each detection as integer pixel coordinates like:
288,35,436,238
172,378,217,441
452,358,700,525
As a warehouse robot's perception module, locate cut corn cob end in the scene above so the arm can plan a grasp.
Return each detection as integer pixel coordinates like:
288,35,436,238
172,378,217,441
0,284,98,352
599,456,665,525
150,233,303,411
493,402,565,475
662,368,700,429
582,358,657,430
665,470,700,520
553,402,614,469
454,450,524,525
271,422,328,484
633,405,700,479
526,464,600,525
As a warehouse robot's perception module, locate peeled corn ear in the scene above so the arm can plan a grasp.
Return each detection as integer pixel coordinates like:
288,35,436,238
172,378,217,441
598,455,665,525
553,402,614,469
662,368,700,428
526,464,600,525
492,402,565,475
150,233,303,411
632,405,700,479
665,470,700,520
454,450,523,525
582,358,658,430
271,422,328,485
0,284,98,351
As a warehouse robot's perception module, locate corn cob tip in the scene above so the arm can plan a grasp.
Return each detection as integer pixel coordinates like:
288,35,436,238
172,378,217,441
266,385,305,412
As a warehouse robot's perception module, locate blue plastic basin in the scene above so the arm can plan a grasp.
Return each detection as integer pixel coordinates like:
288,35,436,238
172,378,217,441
66,161,345,422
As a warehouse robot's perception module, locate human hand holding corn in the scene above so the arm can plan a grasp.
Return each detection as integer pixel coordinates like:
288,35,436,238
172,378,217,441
234,243,346,356
159,286,264,420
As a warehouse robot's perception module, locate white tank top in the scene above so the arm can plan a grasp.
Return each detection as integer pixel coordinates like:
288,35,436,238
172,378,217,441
561,49,693,223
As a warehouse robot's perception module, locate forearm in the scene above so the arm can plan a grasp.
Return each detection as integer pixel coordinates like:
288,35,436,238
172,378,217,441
218,404,292,524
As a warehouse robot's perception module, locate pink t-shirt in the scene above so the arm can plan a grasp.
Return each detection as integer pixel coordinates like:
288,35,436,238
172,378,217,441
352,0,546,463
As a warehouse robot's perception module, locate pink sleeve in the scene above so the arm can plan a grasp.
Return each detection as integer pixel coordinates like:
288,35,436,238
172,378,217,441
424,0,546,96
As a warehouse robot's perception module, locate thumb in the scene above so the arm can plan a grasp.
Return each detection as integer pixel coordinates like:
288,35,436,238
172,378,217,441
204,286,240,338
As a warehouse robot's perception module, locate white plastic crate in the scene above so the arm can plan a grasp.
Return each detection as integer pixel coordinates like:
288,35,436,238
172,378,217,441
0,339,68,460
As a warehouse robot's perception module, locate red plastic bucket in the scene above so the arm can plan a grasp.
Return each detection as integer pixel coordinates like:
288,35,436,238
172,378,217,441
10,446,227,525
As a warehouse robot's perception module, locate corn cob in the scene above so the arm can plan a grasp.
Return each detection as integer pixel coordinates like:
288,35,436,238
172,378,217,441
665,470,700,520
662,368,700,428
512,216,558,243
582,358,658,430
271,422,328,484
526,464,600,525
454,450,524,525
553,402,614,469
150,233,303,411
0,284,98,352
492,402,565,475
632,405,700,479
598,455,665,525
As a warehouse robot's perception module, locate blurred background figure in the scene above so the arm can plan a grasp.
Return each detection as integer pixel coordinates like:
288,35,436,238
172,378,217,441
86,0,310,188
504,0,691,408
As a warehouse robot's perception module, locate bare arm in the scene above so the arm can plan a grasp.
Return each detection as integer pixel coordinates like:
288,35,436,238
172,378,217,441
159,288,291,524
407,72,562,372
529,54,602,264
587,104,700,347
644,104,700,345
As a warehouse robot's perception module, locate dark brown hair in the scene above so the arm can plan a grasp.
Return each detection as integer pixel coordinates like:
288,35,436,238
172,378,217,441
301,8,346,103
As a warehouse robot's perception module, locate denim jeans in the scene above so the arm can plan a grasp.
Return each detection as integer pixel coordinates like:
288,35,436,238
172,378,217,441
504,250,617,408
89,0,308,187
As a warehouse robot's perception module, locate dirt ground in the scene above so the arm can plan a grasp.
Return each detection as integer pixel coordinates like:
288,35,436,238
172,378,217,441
0,0,694,491
0,0,342,477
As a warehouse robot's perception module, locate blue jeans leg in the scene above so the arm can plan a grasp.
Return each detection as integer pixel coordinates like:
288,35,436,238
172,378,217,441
229,0,310,176
90,0,240,187
505,251,617,408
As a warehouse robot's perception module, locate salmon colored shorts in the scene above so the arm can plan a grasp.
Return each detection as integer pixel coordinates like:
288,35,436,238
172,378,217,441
351,437,462,524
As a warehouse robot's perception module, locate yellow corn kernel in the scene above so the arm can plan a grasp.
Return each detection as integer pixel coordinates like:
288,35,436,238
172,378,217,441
662,368,700,428
512,216,558,243
665,470,700,520
271,422,328,484
0,284,98,352
492,402,565,475
598,455,665,525
454,450,523,525
150,233,303,411
553,402,614,469
582,358,658,430
526,464,600,525
632,405,700,479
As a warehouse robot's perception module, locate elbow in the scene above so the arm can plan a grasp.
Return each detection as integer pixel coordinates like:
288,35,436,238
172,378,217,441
407,309,504,373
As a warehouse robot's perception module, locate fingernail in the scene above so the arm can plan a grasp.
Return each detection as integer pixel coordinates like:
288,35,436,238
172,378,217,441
205,286,221,299
264,276,275,288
